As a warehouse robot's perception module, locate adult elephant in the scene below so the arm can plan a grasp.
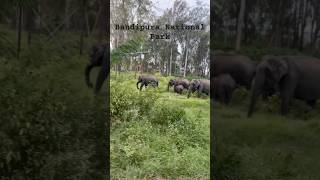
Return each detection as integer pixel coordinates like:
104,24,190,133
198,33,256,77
187,79,210,98
213,74,237,105
213,55,255,89
248,55,320,117
85,44,109,94
167,79,189,91
136,75,159,91
174,85,184,94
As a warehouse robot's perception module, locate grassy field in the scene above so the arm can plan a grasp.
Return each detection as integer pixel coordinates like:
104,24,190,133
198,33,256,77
213,89,320,180
110,72,210,179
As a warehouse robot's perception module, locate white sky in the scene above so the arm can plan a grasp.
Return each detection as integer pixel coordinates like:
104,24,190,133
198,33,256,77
152,0,210,16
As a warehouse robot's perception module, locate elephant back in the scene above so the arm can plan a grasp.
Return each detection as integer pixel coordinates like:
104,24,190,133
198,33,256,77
213,55,255,88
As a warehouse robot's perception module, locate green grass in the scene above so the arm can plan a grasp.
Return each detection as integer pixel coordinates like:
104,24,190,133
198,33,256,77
110,72,210,179
213,90,320,180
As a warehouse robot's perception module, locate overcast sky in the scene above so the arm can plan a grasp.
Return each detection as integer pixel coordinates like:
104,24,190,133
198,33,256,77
152,0,209,16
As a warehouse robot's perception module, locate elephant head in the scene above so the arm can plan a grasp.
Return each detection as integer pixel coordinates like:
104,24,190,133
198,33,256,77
85,44,109,94
167,79,176,91
248,56,288,117
187,79,201,98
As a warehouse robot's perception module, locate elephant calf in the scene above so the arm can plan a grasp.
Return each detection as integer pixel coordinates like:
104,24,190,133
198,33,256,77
137,75,159,91
213,74,237,105
187,79,210,98
167,79,190,91
174,85,184,94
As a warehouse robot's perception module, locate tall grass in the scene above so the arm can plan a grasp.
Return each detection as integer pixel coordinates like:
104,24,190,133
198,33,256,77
110,72,210,179
213,88,320,180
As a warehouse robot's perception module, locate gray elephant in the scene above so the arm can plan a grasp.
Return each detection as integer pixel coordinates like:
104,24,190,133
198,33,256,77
174,85,184,94
85,44,109,94
213,74,237,105
187,79,210,98
167,79,190,91
136,75,159,91
248,55,320,117
213,55,255,89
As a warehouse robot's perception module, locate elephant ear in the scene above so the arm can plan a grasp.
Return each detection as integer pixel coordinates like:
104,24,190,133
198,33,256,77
265,57,288,83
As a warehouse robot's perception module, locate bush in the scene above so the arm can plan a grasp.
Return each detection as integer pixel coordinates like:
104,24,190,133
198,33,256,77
0,57,106,179
150,102,187,126
110,81,159,123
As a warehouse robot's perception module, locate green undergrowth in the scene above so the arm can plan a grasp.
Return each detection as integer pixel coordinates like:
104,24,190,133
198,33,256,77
213,88,320,180
0,25,107,179
110,72,210,179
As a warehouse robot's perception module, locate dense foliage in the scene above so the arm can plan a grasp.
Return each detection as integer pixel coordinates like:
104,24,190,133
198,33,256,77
213,0,320,51
0,26,107,179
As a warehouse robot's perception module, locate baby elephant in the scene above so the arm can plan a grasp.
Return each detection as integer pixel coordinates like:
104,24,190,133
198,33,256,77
137,75,159,91
167,79,190,91
174,85,184,94
213,74,237,105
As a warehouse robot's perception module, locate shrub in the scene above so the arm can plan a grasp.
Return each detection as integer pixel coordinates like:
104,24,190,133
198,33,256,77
0,58,106,180
110,81,159,123
150,102,186,126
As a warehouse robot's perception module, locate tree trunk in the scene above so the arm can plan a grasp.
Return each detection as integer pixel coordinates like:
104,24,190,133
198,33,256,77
17,5,22,59
244,10,249,44
299,0,307,50
169,45,173,76
25,7,34,45
97,0,108,43
64,0,71,31
80,0,86,55
235,0,246,51
183,47,188,77
85,4,90,36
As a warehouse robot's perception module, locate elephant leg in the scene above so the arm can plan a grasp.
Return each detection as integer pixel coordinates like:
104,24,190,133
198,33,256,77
197,91,202,98
225,88,232,105
140,83,144,91
216,88,223,104
94,68,108,94
279,77,296,115
198,84,204,98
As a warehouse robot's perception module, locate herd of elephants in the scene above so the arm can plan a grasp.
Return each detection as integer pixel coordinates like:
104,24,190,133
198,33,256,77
84,44,320,117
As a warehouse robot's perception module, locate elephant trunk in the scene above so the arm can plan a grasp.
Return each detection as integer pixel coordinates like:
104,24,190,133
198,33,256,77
94,53,109,94
85,64,94,88
248,73,265,117
167,82,171,91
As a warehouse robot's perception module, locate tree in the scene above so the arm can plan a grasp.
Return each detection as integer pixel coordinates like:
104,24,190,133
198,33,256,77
235,0,246,51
